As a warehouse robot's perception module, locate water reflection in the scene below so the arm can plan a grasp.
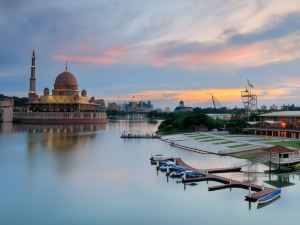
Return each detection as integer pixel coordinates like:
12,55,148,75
242,161,300,190
7,124,107,190
1,123,106,150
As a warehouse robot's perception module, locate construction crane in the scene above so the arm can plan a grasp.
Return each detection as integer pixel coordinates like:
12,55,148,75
241,79,257,120
210,94,222,109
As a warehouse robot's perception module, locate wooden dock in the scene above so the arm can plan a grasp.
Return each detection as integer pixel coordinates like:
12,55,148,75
152,157,277,202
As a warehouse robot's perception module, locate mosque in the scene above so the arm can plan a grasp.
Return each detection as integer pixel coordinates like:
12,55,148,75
14,51,107,123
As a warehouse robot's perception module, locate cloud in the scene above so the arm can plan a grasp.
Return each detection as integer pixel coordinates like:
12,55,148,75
105,87,291,105
54,46,130,64
148,31,300,69
54,54,115,64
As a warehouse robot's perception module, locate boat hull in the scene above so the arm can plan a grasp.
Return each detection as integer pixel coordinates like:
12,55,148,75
258,189,281,204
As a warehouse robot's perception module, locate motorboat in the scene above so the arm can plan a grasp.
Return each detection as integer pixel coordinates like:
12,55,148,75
258,189,281,205
159,164,182,172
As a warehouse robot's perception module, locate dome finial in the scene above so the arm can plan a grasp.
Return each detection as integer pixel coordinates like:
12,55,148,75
65,60,68,72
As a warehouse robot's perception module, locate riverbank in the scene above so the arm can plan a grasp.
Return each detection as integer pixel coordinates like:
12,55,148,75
160,131,300,159
157,112,247,135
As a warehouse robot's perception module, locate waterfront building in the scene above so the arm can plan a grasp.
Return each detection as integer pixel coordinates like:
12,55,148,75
0,98,14,122
244,111,300,138
14,51,107,124
174,101,193,113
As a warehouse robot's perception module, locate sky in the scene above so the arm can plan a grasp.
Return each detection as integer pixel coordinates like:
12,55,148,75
1,0,300,109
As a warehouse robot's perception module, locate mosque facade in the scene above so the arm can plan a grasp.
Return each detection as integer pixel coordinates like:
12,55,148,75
14,51,107,124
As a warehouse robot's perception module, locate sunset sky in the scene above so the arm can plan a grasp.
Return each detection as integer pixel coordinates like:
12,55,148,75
1,0,300,108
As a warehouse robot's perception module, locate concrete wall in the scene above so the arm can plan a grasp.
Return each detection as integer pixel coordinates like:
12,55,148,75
0,107,14,122
0,99,14,122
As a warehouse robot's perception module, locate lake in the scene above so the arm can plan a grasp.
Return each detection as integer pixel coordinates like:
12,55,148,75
0,120,299,225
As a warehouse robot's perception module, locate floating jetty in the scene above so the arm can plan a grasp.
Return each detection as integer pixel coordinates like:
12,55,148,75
121,132,161,139
151,156,280,204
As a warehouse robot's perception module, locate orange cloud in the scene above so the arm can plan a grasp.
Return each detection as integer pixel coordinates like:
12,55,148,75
105,87,291,104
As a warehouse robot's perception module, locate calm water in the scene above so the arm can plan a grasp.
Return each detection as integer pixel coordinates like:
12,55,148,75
0,120,299,225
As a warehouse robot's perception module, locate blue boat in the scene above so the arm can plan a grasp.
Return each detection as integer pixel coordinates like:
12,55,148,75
258,189,281,204
160,164,185,172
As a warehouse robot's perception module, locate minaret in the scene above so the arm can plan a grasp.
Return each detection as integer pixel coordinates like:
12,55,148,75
28,50,36,102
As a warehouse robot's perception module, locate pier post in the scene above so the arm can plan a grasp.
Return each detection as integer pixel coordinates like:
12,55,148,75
249,187,252,197
183,173,186,181
167,166,170,174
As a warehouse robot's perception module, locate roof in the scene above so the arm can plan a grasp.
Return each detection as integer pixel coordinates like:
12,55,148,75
259,111,300,117
246,121,259,125
264,145,295,154
262,120,281,124
55,71,78,86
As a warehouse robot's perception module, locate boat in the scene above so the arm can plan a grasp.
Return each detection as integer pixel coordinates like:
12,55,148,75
258,189,281,205
170,171,185,178
172,170,204,179
150,155,174,162
257,196,281,209
159,164,182,172
184,170,204,178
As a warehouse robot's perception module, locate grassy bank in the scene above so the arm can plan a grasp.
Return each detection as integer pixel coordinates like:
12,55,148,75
228,149,267,160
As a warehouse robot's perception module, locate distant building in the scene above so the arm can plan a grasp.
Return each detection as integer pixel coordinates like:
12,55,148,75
206,114,232,121
95,99,106,111
154,108,163,113
165,107,171,113
136,101,153,112
107,102,120,111
117,101,153,113
261,105,267,111
270,104,278,111
0,98,14,122
174,101,193,113
127,101,138,112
